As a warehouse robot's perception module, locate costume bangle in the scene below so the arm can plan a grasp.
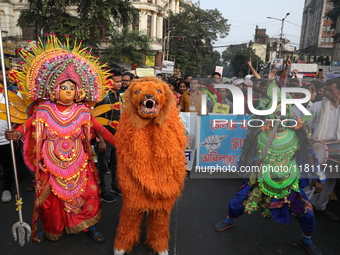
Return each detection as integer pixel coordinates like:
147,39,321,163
16,131,23,140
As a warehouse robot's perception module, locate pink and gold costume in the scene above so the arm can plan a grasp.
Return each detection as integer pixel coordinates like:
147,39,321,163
18,101,114,241
2,34,115,242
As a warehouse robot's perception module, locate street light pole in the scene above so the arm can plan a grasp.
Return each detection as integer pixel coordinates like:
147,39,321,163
166,30,171,61
267,13,290,59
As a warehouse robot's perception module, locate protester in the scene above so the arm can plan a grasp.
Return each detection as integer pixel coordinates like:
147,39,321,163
311,80,324,102
119,72,134,94
314,81,325,98
95,70,123,203
207,87,233,113
168,79,182,110
178,79,188,95
309,78,340,221
180,77,205,112
183,74,192,87
212,72,222,84
231,77,252,114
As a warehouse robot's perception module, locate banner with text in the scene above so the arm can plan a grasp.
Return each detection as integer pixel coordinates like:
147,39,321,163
192,114,250,178
179,112,198,171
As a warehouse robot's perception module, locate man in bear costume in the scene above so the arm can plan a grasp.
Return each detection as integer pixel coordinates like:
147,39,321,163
113,77,187,255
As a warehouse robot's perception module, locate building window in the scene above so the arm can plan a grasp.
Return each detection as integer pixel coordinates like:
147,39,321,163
22,24,35,40
132,18,139,31
100,25,106,39
326,3,333,10
148,0,153,3
94,25,106,39
147,15,152,37
323,19,332,26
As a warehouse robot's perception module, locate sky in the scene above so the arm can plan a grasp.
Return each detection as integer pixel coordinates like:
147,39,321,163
193,0,305,52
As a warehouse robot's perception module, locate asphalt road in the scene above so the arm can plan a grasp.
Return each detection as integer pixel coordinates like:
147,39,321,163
0,173,339,255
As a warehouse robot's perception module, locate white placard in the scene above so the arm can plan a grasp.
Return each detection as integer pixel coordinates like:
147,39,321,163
162,60,175,74
215,66,223,75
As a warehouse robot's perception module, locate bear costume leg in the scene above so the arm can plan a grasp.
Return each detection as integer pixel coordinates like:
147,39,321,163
146,209,171,253
113,206,143,252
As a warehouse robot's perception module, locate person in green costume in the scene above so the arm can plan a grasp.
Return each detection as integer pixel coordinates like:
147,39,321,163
214,75,326,255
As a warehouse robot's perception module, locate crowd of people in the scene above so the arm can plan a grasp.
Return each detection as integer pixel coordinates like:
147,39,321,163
155,60,339,120
0,50,339,255
155,61,339,255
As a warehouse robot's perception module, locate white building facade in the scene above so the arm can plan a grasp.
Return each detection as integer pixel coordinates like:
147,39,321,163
0,0,181,67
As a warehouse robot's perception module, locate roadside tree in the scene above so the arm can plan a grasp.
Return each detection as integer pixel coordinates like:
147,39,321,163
164,2,229,76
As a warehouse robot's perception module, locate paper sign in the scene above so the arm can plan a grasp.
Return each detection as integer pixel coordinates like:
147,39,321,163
146,56,155,67
212,103,230,114
136,68,155,77
162,60,175,74
215,66,223,75
3,42,15,56
273,58,283,71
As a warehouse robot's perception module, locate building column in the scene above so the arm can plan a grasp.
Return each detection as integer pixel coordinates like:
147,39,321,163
139,10,148,32
151,12,157,40
175,0,180,14
156,15,163,39
171,0,176,13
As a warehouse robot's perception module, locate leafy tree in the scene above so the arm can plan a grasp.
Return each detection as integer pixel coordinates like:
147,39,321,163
222,44,263,77
100,27,153,66
201,50,224,76
164,2,230,76
17,0,139,47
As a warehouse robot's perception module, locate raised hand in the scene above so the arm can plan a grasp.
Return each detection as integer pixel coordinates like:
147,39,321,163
268,69,277,80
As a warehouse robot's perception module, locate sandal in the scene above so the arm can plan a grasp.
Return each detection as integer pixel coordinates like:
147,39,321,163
87,226,105,243
317,209,339,221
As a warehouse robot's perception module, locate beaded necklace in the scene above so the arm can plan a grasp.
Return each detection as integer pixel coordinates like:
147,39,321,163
256,129,300,198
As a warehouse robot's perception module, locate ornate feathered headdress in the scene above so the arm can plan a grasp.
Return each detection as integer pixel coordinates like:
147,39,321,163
11,33,110,102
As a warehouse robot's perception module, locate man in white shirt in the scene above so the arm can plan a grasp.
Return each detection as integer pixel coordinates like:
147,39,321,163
292,84,314,132
292,84,314,118
309,78,340,220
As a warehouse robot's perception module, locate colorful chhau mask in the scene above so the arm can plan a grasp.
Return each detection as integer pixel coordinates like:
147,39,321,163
11,34,111,103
